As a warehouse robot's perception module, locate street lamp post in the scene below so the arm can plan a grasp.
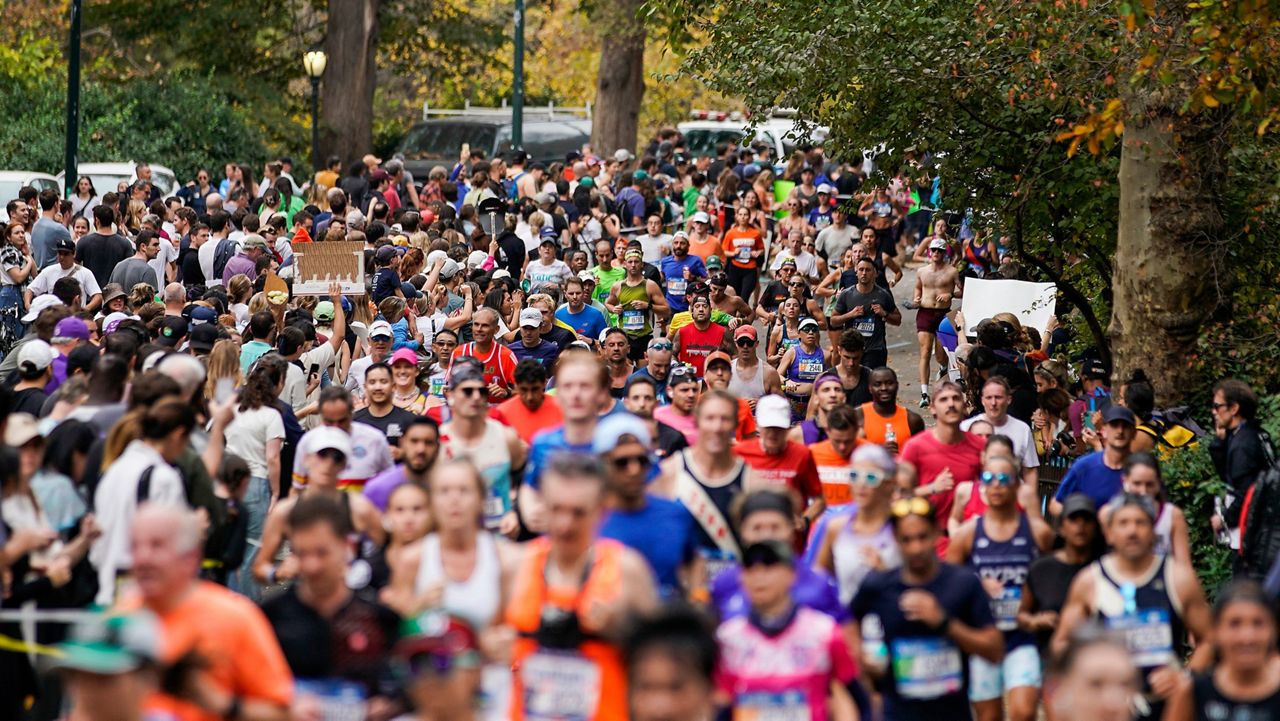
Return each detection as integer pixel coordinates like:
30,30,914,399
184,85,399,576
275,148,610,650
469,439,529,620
303,49,328,178
63,0,83,198
512,0,525,148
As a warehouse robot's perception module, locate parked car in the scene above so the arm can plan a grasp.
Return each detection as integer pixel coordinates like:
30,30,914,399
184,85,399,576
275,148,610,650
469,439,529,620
56,162,179,199
397,104,592,181
679,109,828,162
0,171,60,221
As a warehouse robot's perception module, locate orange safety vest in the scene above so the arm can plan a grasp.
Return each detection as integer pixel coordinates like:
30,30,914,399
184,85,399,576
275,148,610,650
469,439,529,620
861,402,913,448
507,537,628,721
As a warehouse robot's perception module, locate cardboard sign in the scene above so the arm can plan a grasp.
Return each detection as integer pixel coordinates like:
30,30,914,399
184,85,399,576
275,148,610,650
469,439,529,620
958,278,1056,336
292,242,366,295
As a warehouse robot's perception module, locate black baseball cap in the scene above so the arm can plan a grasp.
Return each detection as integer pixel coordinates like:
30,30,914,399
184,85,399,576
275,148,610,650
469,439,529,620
1061,493,1097,520
54,237,75,254
156,316,189,347
1101,405,1136,426
188,323,219,353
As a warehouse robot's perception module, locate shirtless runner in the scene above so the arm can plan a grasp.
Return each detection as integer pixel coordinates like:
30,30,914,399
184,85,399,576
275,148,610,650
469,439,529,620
913,237,961,407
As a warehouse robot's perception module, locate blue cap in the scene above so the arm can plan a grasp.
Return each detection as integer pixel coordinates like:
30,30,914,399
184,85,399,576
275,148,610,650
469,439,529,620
340,296,354,314
189,306,217,325
591,412,652,455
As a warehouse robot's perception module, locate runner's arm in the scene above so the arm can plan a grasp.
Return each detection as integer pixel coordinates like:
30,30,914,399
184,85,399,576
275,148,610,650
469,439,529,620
1175,564,1214,672
1171,507,1193,571
944,519,974,564
647,280,670,318
947,484,972,538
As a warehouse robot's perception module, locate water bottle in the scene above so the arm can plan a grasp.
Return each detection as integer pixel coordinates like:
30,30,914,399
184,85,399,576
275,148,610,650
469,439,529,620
884,423,896,446
862,614,889,673
1121,582,1137,616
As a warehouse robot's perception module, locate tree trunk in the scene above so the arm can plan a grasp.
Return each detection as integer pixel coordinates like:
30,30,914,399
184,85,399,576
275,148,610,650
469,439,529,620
590,0,646,156
1110,95,1228,404
321,0,380,166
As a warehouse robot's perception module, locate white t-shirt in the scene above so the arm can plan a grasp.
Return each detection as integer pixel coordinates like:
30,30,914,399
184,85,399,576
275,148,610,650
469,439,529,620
27,263,102,305
345,355,376,397
149,234,178,289
771,250,820,281
282,343,338,415
524,259,572,294
960,413,1040,470
223,405,286,479
197,235,226,286
635,233,673,264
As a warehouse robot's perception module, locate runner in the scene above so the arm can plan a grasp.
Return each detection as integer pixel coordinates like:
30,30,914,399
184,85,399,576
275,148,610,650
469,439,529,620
673,295,728,376
450,308,519,404
899,380,985,553
726,324,781,402
507,453,658,721
858,367,926,453
1052,493,1215,720
912,238,960,407
659,231,707,314
813,444,903,605
701,350,758,441
808,404,866,511
789,372,845,446
605,249,669,363
778,317,829,422
733,394,825,531
850,497,1004,721
833,328,875,407
1044,626,1139,721
652,365,700,445
721,205,764,302
1099,452,1192,568
830,256,899,369
946,453,1054,721
1018,494,1105,659
623,607,719,721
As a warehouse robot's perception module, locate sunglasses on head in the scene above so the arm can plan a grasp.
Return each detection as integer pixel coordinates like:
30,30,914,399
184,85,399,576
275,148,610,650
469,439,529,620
891,497,932,519
980,471,1015,486
649,340,673,351
850,469,887,487
611,454,652,471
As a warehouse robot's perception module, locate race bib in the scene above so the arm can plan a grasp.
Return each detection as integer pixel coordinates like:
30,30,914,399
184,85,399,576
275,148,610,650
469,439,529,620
992,586,1022,632
798,359,824,378
854,317,876,337
294,679,367,721
699,548,738,586
736,242,753,263
484,493,507,529
892,637,963,700
1106,610,1174,668
622,309,645,331
668,278,687,297
733,691,808,721
521,651,602,721
428,373,447,398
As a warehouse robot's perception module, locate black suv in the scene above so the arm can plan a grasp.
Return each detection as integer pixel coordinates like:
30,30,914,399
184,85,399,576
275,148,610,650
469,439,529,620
397,115,591,179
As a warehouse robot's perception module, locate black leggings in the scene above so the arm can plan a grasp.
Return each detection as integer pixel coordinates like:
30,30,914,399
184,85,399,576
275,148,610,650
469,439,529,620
726,264,759,304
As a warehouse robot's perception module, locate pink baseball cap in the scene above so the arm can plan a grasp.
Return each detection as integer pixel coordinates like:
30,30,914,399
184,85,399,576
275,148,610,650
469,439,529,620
390,348,419,366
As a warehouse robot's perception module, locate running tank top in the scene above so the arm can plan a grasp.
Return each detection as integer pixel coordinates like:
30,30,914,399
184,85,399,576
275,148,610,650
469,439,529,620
860,403,912,447
416,532,501,631
786,344,824,420
839,269,858,290
678,449,746,580
970,515,1038,647
728,359,766,400
832,515,900,605
441,419,514,530
616,281,652,337
1192,671,1280,721
801,419,826,445
1092,555,1186,691
778,322,800,353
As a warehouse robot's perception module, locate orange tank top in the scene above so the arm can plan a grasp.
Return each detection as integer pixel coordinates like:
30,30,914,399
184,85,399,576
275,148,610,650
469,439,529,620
507,537,628,721
860,402,912,448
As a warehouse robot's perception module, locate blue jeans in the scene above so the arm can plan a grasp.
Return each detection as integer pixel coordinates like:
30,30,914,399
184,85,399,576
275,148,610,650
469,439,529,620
0,285,24,356
229,476,270,601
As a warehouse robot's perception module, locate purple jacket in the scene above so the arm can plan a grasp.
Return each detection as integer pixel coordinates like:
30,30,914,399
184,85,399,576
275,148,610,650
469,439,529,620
222,252,258,285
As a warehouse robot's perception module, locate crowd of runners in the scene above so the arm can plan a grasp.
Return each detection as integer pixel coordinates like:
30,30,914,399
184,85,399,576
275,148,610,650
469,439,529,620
0,138,1276,721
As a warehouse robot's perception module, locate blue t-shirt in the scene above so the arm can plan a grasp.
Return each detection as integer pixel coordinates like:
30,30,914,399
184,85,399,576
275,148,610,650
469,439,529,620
1053,451,1123,507
555,304,608,342
371,267,401,304
658,255,707,312
626,368,670,405
808,207,833,231
509,338,561,369
713,563,849,623
851,563,995,721
523,427,593,490
600,497,697,599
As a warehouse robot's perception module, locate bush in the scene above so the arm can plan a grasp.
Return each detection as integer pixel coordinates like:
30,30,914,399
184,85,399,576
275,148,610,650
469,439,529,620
0,72,271,184
1164,394,1280,598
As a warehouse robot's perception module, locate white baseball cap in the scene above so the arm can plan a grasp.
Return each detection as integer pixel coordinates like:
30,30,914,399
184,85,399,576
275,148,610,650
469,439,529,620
466,250,489,269
22,294,63,323
816,183,835,195
308,426,353,459
368,320,393,339
691,211,711,224
17,339,56,373
519,308,544,328
756,394,792,429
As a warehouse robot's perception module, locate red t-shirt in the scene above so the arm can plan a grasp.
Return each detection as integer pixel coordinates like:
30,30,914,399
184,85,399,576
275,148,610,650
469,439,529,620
677,322,727,376
451,342,519,404
495,395,564,444
899,430,985,553
733,438,821,502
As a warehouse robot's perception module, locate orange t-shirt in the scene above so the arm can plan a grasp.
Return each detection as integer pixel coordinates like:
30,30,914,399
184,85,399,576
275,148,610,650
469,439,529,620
809,438,867,507
722,227,764,269
735,397,758,442
688,234,724,264
122,582,293,721
495,394,564,444
860,402,914,448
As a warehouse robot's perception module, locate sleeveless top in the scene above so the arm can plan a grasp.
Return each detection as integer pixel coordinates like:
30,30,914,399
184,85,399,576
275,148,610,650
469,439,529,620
617,280,652,337
416,532,502,633
1092,554,1186,692
1154,503,1174,559
1192,670,1280,721
860,402,912,447
778,321,800,353
839,268,858,290
786,344,824,385
969,515,1038,648
508,537,628,721
801,419,827,446
677,448,747,579
832,514,900,605
728,359,767,400
441,419,513,530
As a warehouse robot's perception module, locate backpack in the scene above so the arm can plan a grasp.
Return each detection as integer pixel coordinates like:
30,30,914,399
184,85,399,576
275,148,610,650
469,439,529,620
212,237,238,279
1138,406,1209,453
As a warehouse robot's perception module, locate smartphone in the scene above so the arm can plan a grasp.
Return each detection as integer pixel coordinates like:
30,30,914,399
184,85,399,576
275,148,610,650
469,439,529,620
309,363,320,380
215,378,233,404
461,142,471,157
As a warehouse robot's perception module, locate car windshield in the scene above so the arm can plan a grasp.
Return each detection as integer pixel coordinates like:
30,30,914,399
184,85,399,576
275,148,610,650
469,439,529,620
683,128,746,157
88,174,132,195
0,181,23,201
399,123,499,161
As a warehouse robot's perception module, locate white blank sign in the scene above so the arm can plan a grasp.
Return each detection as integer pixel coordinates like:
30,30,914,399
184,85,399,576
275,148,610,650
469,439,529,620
959,278,1057,336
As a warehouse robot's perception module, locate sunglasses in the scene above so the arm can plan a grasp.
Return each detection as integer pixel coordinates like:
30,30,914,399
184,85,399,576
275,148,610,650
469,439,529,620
405,650,480,677
849,469,887,487
980,471,1015,486
736,338,756,347
455,386,486,398
317,448,347,463
891,497,932,519
649,340,673,351
611,454,652,471
789,282,805,288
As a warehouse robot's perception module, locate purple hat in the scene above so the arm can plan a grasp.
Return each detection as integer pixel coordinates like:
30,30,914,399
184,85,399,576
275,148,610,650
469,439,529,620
53,317,91,342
